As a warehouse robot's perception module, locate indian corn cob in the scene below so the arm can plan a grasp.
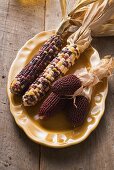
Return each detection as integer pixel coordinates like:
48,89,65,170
23,44,80,106
39,92,65,119
10,34,63,94
52,74,82,95
66,95,89,127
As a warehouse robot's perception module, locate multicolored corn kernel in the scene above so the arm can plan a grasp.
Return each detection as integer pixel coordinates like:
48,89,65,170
23,44,80,106
10,34,63,94
66,95,89,127
38,92,65,119
52,74,82,95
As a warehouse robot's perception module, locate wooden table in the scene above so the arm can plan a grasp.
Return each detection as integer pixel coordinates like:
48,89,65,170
0,0,114,170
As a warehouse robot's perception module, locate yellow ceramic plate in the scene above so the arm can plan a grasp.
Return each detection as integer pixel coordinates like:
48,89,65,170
7,30,108,148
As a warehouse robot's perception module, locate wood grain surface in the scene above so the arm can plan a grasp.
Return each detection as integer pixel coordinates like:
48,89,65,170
0,0,114,170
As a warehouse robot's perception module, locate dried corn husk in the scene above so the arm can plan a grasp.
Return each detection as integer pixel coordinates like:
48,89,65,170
57,0,97,37
91,0,114,36
69,57,114,100
75,57,114,89
61,0,114,37
67,0,114,53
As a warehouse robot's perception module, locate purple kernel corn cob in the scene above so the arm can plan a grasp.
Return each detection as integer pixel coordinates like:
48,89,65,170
39,92,65,119
66,95,89,127
10,34,63,94
23,45,79,106
52,74,82,95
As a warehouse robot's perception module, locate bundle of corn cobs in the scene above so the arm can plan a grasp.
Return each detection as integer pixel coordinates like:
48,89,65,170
10,0,114,127
39,57,114,127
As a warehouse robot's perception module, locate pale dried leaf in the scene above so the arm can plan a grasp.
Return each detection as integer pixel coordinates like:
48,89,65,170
77,57,114,88
68,0,114,53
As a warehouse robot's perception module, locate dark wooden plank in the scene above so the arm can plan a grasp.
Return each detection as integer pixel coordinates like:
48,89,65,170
0,0,45,169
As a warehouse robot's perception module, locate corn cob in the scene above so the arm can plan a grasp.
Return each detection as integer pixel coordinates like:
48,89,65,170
23,44,80,106
39,92,65,119
10,34,63,94
52,74,82,95
66,95,89,127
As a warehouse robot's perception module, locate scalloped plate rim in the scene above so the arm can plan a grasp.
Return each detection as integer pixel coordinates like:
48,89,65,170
7,30,108,148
